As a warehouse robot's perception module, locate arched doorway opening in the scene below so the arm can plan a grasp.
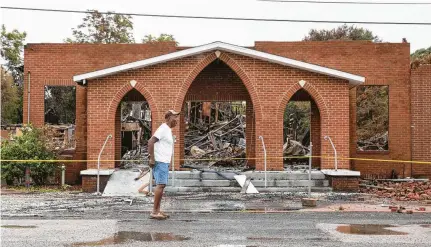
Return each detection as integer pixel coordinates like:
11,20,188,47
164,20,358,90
114,88,152,168
283,88,321,169
180,59,256,171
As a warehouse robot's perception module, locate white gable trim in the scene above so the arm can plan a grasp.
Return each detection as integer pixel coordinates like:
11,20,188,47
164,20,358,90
73,41,365,87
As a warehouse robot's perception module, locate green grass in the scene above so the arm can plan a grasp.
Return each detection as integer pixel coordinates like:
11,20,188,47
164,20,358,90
7,185,82,193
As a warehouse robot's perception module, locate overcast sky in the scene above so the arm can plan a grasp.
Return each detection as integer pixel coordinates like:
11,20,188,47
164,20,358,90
1,0,430,52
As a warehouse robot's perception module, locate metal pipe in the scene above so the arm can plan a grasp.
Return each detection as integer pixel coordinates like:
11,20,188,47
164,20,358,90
61,164,66,186
324,136,338,171
97,134,112,195
27,72,31,124
172,135,176,187
258,136,267,188
308,142,313,198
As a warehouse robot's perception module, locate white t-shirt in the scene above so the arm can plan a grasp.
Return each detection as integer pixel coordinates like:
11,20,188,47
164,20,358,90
153,123,173,163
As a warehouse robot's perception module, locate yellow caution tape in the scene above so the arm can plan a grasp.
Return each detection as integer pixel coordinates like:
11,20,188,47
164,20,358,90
1,155,430,164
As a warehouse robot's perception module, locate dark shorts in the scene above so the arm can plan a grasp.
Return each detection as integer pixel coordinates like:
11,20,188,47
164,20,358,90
153,161,169,185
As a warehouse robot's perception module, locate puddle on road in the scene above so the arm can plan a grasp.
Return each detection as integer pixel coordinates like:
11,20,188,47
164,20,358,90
175,219,197,222
1,225,37,229
242,207,300,213
247,236,284,240
336,224,408,235
72,231,190,246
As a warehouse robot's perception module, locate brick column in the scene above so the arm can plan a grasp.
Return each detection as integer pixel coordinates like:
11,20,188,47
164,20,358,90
69,85,87,184
115,106,121,168
179,111,186,168
310,100,321,168
246,100,256,168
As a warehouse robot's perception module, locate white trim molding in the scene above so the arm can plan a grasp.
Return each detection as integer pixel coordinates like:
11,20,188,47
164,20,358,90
73,41,365,87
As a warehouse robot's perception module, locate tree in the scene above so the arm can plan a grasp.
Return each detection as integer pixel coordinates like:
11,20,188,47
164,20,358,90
1,25,27,84
65,10,134,43
1,68,22,124
142,34,178,45
411,46,431,69
356,86,389,151
44,86,76,124
1,25,26,124
303,24,381,42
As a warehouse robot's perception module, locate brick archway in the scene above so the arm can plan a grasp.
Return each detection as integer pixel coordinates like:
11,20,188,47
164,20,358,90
173,52,264,169
174,52,263,124
107,82,159,167
278,81,331,168
277,81,329,132
107,81,159,124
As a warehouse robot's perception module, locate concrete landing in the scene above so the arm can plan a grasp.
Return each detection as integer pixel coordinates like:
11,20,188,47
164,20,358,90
102,169,148,197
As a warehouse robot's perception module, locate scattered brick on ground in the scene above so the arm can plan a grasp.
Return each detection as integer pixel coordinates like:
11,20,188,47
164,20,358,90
360,181,431,201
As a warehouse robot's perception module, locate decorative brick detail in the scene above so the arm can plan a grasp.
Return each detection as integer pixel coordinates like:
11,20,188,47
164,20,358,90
81,175,110,193
327,176,360,192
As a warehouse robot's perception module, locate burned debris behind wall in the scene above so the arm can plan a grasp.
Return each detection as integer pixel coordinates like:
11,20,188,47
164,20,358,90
283,101,311,170
120,101,151,169
184,102,247,170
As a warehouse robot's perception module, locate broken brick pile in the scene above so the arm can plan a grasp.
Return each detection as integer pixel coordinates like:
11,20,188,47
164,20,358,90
360,181,431,201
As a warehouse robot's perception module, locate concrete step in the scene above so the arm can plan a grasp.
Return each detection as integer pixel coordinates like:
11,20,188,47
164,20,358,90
168,179,232,187
102,170,331,197
165,186,332,193
242,171,326,180
167,179,329,187
252,179,329,187
168,171,326,180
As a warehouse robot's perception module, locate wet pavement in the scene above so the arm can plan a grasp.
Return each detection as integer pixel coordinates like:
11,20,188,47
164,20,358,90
2,191,431,246
335,224,408,235
2,213,431,246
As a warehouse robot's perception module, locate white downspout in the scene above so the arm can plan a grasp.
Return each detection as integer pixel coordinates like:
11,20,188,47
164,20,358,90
27,72,31,124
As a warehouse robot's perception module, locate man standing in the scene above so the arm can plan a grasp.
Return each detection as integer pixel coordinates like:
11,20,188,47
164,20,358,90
148,110,180,220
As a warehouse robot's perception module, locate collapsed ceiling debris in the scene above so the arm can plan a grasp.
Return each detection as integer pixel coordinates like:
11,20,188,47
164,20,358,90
184,102,247,170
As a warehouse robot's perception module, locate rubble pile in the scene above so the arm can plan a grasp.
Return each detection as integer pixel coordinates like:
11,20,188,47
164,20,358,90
44,124,75,153
360,180,431,201
283,138,309,156
120,144,149,169
185,114,247,169
357,131,388,151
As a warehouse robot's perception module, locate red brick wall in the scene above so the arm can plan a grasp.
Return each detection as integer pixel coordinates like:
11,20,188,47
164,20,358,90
24,41,412,177
23,42,176,126
254,41,411,176
82,175,110,193
411,65,431,178
23,43,177,179
84,51,350,171
327,176,360,192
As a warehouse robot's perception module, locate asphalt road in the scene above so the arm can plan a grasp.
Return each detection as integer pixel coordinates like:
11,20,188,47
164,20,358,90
2,212,431,247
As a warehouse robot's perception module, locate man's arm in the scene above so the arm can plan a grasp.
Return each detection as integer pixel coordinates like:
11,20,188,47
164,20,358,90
147,136,159,168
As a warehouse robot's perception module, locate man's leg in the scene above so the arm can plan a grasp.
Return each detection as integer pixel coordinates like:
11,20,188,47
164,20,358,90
153,184,165,213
